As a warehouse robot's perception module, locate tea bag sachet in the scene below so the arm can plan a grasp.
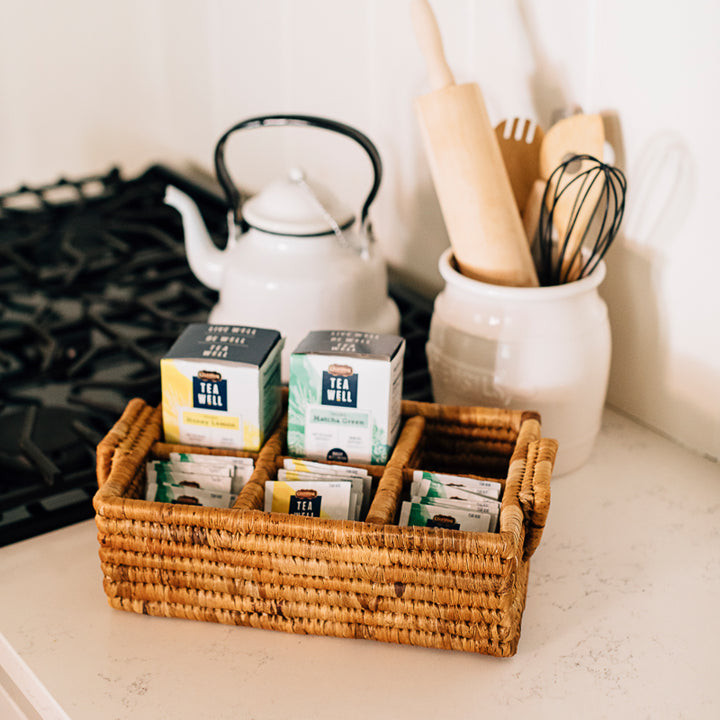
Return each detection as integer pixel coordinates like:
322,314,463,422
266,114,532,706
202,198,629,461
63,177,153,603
401,470,503,532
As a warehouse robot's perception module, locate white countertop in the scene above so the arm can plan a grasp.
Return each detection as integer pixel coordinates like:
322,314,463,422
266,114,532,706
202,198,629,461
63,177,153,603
1,408,718,720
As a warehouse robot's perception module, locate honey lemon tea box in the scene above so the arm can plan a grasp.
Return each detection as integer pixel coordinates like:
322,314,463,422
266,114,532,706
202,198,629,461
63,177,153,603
288,330,405,464
161,324,284,451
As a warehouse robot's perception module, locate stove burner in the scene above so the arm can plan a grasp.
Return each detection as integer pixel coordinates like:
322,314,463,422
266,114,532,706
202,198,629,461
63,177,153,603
0,165,432,546
0,405,88,487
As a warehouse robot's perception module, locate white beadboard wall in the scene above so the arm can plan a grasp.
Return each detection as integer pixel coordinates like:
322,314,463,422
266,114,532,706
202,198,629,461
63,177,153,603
1,0,718,462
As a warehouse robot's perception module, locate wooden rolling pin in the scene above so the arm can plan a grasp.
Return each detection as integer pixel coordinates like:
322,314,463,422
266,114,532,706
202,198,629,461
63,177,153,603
412,0,538,287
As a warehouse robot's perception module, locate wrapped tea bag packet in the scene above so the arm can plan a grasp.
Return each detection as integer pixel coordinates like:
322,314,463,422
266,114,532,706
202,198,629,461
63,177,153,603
264,459,372,521
400,470,503,532
145,455,254,509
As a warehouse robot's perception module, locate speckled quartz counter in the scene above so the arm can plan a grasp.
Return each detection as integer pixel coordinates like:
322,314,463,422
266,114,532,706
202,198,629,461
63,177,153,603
1,408,718,720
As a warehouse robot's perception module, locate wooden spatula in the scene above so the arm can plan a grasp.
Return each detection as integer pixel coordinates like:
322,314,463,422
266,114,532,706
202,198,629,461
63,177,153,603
495,118,544,216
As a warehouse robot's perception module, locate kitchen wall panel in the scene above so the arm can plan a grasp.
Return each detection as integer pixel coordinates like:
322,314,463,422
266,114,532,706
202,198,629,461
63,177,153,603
592,0,720,460
0,0,717,461
0,1,164,182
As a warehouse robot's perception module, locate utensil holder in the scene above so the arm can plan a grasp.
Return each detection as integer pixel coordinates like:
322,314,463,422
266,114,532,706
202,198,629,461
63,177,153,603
427,249,610,475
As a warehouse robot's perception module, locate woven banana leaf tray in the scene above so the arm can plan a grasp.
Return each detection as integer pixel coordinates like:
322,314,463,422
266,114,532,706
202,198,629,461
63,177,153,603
94,397,557,657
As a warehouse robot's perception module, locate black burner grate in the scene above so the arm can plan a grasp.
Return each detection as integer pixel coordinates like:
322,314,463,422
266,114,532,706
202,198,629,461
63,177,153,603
0,165,432,546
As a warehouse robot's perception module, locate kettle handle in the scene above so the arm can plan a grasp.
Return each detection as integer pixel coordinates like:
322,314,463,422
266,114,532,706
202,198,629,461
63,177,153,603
213,114,382,229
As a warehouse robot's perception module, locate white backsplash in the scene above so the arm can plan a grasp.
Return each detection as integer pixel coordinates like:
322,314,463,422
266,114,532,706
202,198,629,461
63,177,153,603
1,0,718,462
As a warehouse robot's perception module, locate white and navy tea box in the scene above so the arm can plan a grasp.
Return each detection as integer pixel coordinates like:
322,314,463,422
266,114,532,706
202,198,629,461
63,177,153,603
287,330,405,464
161,324,284,452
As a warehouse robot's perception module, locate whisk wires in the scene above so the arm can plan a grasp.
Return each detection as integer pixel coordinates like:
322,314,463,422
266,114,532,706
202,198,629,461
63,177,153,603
536,154,627,285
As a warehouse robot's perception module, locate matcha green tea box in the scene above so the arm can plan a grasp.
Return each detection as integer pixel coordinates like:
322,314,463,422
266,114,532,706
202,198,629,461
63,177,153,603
161,324,284,452
288,331,405,464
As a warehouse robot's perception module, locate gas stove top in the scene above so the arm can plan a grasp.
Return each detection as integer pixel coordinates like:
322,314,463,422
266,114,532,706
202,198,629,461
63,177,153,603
0,165,432,546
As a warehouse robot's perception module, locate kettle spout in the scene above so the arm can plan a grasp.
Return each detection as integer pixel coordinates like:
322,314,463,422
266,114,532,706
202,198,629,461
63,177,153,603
165,185,225,291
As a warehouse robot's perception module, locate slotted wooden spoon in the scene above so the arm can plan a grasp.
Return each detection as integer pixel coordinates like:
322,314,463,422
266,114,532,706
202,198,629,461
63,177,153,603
495,118,544,215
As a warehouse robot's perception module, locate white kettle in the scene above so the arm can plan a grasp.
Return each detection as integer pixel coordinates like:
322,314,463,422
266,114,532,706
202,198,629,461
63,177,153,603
165,114,400,381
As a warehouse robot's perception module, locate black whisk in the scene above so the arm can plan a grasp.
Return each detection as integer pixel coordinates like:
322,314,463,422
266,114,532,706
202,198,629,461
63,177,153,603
535,154,627,285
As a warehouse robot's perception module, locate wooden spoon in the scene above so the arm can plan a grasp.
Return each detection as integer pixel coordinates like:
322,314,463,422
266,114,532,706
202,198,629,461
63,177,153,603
539,113,605,181
495,118,544,215
538,113,605,278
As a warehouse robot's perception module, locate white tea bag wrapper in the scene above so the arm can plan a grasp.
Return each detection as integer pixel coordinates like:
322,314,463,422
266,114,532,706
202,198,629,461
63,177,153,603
145,482,237,508
410,476,500,532
166,453,254,493
146,463,233,493
411,477,501,508
170,452,254,467
148,460,234,478
278,469,364,497
411,470,502,500
283,458,367,478
409,495,499,532
398,500,492,532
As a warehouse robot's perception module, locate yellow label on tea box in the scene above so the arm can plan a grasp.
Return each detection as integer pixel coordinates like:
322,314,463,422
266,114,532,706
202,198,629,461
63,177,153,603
182,411,240,430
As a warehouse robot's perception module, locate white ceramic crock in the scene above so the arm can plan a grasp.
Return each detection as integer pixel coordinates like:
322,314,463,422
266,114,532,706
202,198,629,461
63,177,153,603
427,249,611,475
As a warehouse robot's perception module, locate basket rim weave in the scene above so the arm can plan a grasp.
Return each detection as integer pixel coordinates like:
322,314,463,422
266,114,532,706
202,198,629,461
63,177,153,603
94,398,556,561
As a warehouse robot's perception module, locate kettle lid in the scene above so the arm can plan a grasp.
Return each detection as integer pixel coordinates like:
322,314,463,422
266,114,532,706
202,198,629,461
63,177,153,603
242,169,355,236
